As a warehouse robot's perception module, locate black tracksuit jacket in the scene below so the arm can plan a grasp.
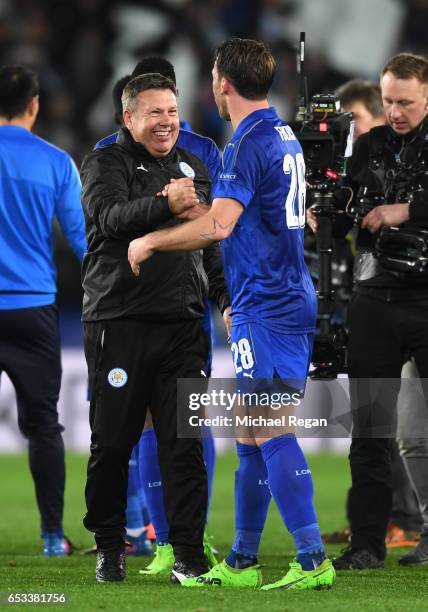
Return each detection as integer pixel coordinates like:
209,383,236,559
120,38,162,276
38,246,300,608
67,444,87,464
80,128,229,321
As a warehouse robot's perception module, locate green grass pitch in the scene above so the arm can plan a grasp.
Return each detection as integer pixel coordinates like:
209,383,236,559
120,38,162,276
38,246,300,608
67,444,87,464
1,452,427,611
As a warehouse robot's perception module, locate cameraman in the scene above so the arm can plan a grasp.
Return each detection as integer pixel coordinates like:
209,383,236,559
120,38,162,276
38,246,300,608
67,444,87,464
337,79,385,140
309,53,428,569
323,79,424,551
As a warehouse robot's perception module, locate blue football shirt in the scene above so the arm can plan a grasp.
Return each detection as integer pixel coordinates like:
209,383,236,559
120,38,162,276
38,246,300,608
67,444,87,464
213,107,317,334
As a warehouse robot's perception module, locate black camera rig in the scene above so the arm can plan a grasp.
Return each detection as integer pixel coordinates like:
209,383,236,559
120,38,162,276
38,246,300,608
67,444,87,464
346,125,428,279
293,33,354,379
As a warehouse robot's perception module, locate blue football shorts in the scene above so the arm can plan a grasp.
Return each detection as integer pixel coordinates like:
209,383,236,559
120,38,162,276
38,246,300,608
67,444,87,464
230,321,314,394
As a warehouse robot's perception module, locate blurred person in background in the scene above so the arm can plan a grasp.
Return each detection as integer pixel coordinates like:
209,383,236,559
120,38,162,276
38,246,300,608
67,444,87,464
337,79,386,140
0,65,86,556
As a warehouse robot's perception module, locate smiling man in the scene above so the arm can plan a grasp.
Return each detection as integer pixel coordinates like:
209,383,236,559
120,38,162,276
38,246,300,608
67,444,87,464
80,73,228,583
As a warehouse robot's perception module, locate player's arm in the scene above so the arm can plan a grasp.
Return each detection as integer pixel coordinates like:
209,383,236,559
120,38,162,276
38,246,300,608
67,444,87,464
81,151,198,239
56,155,87,263
128,197,243,275
203,242,231,316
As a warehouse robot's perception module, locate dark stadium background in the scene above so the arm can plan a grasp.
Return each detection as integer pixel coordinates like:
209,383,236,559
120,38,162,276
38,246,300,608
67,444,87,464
1,0,426,351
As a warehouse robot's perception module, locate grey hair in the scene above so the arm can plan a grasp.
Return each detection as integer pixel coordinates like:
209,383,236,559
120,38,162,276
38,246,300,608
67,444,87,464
121,72,177,113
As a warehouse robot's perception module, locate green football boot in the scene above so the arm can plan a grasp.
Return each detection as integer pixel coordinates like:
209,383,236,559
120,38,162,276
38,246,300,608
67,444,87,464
203,532,218,568
139,543,174,576
261,558,335,591
182,560,262,588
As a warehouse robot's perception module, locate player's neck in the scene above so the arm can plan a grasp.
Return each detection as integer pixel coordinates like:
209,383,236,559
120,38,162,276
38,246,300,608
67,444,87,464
230,99,270,131
0,116,33,130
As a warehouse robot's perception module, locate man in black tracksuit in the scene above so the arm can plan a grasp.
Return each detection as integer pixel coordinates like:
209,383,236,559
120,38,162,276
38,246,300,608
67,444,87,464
329,54,428,569
80,73,229,582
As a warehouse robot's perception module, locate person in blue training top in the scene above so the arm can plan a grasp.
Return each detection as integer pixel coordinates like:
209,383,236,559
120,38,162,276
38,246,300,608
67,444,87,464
0,65,86,556
127,38,336,591
95,57,227,572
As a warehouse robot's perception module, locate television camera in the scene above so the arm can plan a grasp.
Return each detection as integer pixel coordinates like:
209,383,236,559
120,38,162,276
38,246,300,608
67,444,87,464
292,33,354,379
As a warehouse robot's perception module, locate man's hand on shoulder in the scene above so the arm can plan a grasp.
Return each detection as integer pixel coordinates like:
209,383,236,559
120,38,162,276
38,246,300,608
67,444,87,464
361,203,410,233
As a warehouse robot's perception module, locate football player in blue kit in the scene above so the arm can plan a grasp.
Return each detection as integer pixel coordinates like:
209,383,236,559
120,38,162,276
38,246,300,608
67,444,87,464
127,38,335,591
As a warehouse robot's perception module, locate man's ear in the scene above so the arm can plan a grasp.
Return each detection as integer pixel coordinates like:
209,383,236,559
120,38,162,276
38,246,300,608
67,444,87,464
123,109,132,130
28,96,39,119
221,77,232,95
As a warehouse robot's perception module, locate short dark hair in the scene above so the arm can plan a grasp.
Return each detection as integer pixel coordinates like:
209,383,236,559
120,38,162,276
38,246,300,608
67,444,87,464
122,73,177,113
0,65,39,119
214,38,275,100
112,74,131,124
337,79,384,118
131,56,176,85
381,52,428,84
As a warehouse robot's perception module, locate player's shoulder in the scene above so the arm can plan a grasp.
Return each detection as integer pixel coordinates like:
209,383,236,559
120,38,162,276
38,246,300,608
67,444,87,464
178,128,219,155
94,131,119,150
88,140,127,159
232,115,285,163
28,132,74,167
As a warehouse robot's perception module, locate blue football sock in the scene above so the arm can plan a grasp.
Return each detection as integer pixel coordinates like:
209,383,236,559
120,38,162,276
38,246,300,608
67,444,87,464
225,442,271,568
260,435,325,570
126,445,144,532
202,427,216,521
42,529,63,538
136,479,150,526
138,428,170,545
140,493,150,527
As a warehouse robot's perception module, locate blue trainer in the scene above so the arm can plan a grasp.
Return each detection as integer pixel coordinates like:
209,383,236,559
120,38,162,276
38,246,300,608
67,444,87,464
42,533,69,557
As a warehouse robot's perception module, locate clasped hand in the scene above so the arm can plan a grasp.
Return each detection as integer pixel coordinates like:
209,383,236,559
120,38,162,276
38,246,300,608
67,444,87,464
128,177,210,276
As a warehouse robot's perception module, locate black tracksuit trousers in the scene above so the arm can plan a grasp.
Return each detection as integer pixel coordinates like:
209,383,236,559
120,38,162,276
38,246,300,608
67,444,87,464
0,306,64,534
83,317,208,562
347,291,428,559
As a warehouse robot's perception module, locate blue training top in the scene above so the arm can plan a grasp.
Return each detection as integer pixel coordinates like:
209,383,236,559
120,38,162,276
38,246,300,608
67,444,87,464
0,126,86,309
213,107,317,334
